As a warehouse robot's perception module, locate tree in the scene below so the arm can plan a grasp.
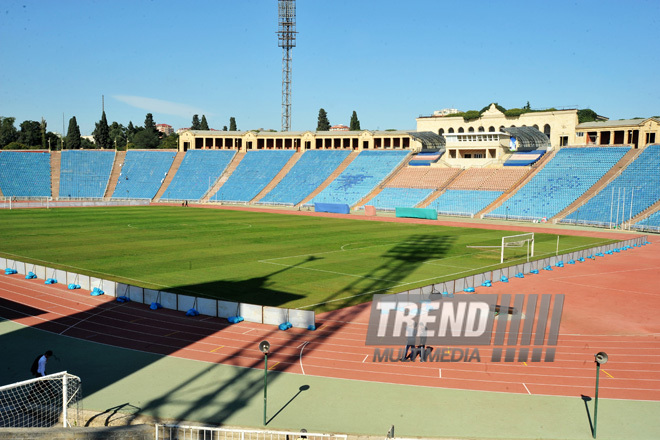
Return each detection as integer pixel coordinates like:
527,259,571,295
316,108,330,131
578,109,599,123
144,113,156,133
200,115,209,130
349,110,361,131
229,117,237,131
223,126,228,131
524,101,531,110
18,120,42,147
66,116,82,149
93,111,111,149
159,132,179,149
132,129,160,149
40,118,47,149
109,121,127,149
191,114,201,130
0,117,19,148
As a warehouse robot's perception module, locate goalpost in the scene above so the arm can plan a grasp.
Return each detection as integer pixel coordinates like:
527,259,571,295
0,371,82,428
500,232,534,264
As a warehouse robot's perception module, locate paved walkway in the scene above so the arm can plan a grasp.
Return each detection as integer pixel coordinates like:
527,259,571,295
1,317,659,440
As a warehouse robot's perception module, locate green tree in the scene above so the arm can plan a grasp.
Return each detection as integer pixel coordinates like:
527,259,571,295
66,116,82,149
40,118,47,149
132,126,160,149
229,117,237,131
109,122,127,149
191,114,201,130
223,126,228,131
524,101,531,110
200,115,209,130
93,111,111,149
18,120,42,147
349,110,361,131
46,131,60,150
159,132,179,149
316,108,330,131
0,117,19,148
577,109,599,123
80,138,95,149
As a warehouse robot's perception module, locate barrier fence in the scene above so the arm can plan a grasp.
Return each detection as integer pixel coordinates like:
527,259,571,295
0,256,315,329
155,425,347,440
0,235,647,329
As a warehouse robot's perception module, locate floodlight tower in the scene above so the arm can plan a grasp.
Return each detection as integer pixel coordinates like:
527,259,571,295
278,0,297,132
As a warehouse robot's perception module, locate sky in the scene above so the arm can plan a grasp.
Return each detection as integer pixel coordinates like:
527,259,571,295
1,0,659,136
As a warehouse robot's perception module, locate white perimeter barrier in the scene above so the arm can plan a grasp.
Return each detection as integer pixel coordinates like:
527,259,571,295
0,236,647,329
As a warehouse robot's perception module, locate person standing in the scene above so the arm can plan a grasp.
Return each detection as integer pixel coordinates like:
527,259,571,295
30,350,53,378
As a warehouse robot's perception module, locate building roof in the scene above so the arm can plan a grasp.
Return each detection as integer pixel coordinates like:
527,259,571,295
576,117,660,129
502,126,550,151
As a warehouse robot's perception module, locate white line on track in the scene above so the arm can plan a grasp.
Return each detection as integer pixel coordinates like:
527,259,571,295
299,341,309,375
522,383,531,395
362,355,368,363
59,302,126,336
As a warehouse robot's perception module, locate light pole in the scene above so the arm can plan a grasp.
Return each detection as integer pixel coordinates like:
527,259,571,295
259,340,271,425
593,352,608,439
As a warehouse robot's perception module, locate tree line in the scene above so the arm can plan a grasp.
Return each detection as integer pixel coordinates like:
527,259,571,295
316,109,361,131
0,113,239,151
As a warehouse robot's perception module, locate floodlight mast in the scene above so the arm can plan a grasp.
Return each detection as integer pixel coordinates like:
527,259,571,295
277,0,297,132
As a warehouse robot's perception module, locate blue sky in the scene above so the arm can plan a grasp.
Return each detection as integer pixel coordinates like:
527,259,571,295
1,0,658,136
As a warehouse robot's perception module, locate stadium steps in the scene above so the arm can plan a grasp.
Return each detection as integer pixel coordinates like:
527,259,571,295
630,199,660,227
417,168,464,208
250,150,304,204
354,150,413,208
0,183,3,197
50,150,60,199
475,148,558,218
296,149,359,207
551,147,642,222
202,150,245,202
153,150,186,202
103,150,126,200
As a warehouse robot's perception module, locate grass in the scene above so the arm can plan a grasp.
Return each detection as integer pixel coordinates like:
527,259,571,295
0,206,618,312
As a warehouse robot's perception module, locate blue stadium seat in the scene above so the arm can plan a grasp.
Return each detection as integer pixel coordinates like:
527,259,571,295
309,150,409,207
59,150,115,199
112,150,176,199
565,145,660,226
486,147,629,220
211,150,295,202
367,187,434,211
160,150,236,201
0,151,51,197
258,150,351,205
428,190,503,217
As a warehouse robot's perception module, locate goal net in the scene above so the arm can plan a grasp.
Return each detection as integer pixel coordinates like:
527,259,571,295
0,371,82,428
500,233,534,263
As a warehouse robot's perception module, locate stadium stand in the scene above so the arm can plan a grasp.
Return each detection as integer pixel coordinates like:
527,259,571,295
367,187,435,211
485,147,629,220
504,150,546,166
408,151,443,166
309,150,409,207
210,150,295,203
562,145,660,226
386,167,460,189
258,149,351,206
428,189,503,217
633,209,660,232
447,168,529,191
59,150,115,199
112,150,177,199
160,150,236,201
0,151,51,198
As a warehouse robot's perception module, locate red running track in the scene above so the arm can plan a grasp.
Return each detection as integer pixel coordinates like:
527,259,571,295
0,228,658,402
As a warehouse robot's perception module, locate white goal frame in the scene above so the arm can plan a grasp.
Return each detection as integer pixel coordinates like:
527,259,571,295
501,233,535,263
0,371,82,428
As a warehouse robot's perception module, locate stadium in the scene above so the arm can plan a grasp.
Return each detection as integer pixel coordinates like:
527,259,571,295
2,2,660,440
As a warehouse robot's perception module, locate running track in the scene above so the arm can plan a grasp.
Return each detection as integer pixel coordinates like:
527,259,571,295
0,217,658,402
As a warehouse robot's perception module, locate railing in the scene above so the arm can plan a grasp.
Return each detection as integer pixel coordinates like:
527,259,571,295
155,425,347,440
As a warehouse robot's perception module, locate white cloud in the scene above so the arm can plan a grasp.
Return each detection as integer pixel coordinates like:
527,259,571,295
113,95,208,119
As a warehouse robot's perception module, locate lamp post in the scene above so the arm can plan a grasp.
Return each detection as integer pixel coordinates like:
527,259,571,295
259,340,271,425
593,352,608,439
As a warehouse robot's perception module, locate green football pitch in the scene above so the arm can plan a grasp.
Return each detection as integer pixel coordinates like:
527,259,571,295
0,206,616,311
